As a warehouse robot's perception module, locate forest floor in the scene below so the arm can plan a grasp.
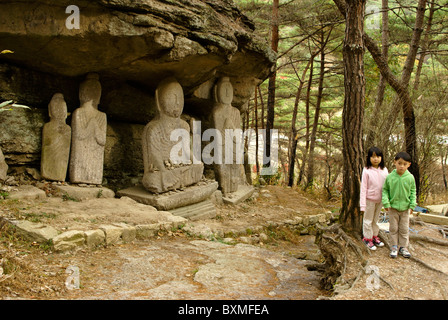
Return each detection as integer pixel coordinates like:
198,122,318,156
0,184,447,301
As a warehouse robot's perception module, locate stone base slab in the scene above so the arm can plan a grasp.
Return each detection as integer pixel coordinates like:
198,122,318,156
53,185,115,201
7,219,59,243
7,185,47,201
222,185,255,205
169,199,217,221
117,181,218,211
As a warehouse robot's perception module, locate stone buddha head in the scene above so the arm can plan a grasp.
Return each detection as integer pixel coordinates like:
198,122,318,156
48,93,67,121
155,77,184,118
79,73,102,108
214,77,233,105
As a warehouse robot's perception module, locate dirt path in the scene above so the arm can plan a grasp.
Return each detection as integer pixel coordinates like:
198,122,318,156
0,185,333,300
1,185,447,301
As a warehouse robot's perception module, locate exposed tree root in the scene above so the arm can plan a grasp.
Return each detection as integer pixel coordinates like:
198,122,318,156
313,223,448,297
409,234,448,246
416,241,448,258
313,224,369,292
380,227,448,277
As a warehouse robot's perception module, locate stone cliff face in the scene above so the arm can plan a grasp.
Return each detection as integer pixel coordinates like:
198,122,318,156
0,0,275,184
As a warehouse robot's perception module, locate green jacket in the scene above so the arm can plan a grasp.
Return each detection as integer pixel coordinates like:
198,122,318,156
382,169,417,211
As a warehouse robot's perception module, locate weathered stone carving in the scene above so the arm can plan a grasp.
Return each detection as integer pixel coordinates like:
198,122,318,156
0,146,7,181
69,73,107,185
41,93,71,181
142,77,203,194
210,77,243,195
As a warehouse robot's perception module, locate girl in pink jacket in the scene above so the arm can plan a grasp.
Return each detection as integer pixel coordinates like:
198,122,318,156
360,147,388,250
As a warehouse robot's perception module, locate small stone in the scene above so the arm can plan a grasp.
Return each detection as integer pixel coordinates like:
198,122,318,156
84,229,105,248
52,230,85,252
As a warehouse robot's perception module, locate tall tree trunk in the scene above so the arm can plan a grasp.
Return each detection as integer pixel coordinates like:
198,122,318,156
339,0,366,234
365,0,389,148
306,31,328,189
413,0,435,92
288,56,314,187
255,87,260,176
334,0,426,200
297,56,315,185
397,0,427,199
244,107,252,184
264,0,279,176
258,86,265,130
441,149,448,191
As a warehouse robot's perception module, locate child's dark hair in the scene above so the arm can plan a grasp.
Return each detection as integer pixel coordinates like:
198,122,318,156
395,151,412,162
366,146,385,169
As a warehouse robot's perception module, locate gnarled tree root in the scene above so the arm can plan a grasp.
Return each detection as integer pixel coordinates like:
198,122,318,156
311,224,369,292
311,224,448,296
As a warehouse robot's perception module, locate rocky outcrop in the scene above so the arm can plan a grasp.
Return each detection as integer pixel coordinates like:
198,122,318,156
0,0,274,183
0,0,275,115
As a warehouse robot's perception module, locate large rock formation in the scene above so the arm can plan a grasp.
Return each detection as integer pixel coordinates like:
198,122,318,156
0,0,275,184
0,0,274,115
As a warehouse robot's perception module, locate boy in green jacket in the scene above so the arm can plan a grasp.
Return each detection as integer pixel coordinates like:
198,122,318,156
382,151,417,258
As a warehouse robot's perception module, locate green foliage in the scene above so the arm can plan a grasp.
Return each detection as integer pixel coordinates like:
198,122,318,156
235,0,448,196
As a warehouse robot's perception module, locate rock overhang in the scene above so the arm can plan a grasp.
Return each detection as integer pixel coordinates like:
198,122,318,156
0,0,276,114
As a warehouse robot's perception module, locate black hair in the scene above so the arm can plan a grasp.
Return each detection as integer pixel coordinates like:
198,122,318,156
366,146,385,169
394,151,412,162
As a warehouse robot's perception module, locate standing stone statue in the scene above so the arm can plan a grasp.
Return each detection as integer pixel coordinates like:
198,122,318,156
41,93,71,181
69,73,107,185
0,146,7,181
142,77,203,194
210,77,243,195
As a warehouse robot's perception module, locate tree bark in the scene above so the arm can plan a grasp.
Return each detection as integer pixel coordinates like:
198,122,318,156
255,87,260,176
334,0,426,200
306,30,332,189
264,0,279,174
288,55,314,187
413,0,435,92
297,56,315,185
365,0,389,148
339,0,366,233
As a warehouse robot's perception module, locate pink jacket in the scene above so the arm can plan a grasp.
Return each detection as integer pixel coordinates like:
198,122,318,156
360,166,388,211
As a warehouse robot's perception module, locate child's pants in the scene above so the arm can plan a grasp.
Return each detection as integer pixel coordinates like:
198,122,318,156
388,208,410,248
363,200,382,239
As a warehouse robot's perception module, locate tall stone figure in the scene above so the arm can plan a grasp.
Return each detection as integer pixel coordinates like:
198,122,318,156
41,93,71,181
69,73,107,185
142,77,203,194
0,146,7,181
210,77,243,195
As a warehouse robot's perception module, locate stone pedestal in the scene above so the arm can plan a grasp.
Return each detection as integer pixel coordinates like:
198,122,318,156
142,163,204,194
222,184,255,206
117,181,218,214
169,199,217,221
53,185,115,201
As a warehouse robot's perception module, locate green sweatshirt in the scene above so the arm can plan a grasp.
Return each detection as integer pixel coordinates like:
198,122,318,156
382,169,417,211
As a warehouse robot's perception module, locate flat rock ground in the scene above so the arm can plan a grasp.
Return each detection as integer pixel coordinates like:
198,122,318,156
0,185,447,302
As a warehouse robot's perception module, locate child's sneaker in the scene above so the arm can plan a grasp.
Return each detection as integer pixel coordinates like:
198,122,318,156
399,247,411,258
390,247,398,258
372,235,384,247
363,238,377,251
